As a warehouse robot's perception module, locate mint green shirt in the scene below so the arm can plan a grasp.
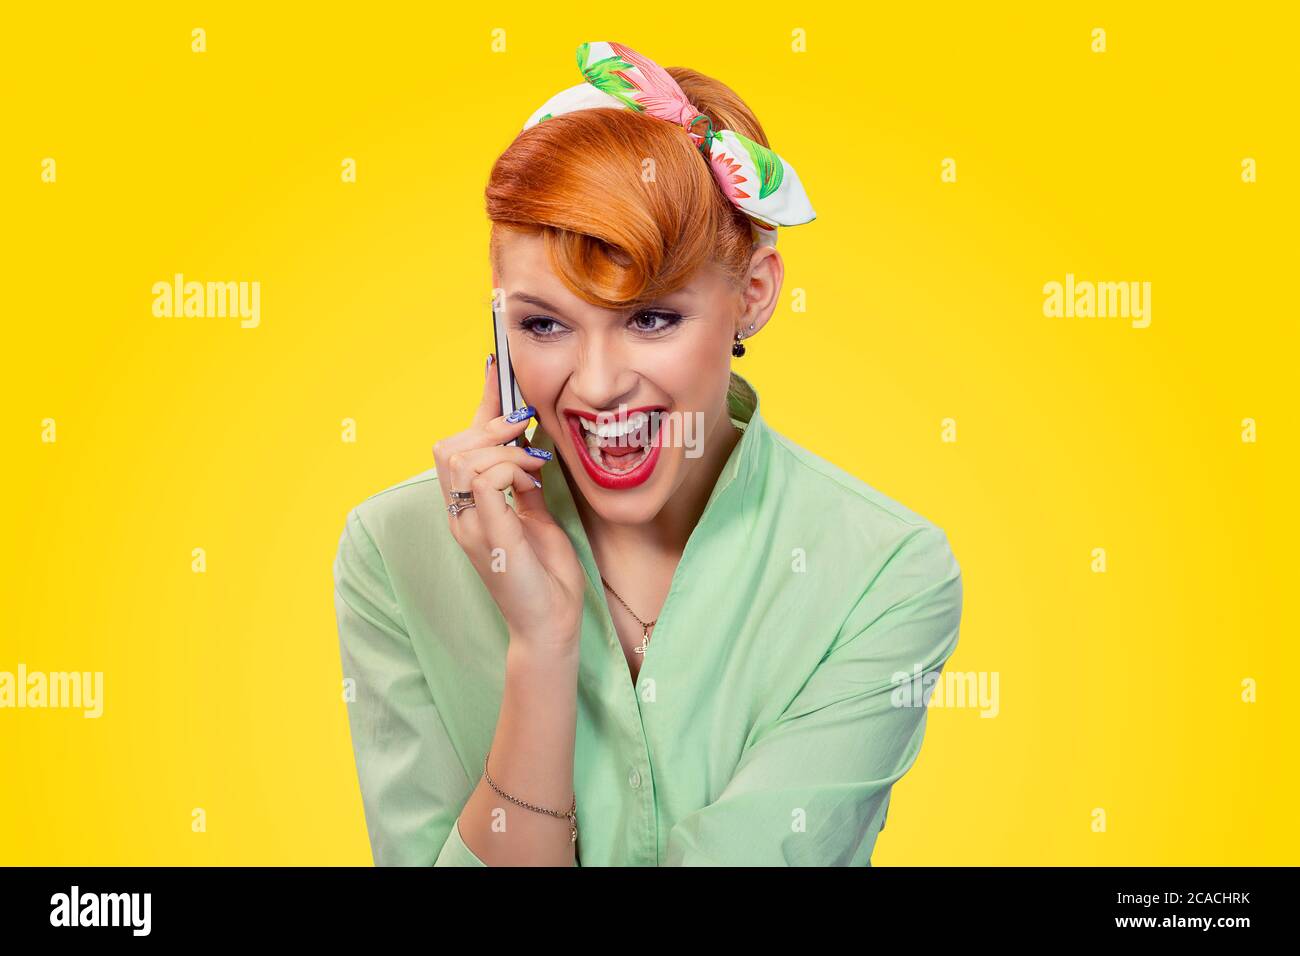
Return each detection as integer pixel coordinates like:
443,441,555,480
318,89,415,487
334,372,962,866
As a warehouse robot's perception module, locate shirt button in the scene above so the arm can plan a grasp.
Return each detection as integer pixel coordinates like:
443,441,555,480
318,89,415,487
627,767,641,789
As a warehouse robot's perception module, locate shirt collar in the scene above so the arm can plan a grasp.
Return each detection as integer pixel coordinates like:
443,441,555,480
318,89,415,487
705,369,765,509
527,371,767,574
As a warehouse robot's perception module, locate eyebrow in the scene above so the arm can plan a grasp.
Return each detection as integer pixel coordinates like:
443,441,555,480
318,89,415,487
508,292,569,315
507,287,696,318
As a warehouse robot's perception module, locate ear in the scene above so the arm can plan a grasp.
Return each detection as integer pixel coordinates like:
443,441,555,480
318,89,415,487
736,246,784,338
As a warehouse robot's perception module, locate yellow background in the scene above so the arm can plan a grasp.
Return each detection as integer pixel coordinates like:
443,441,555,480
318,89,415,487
1,4,1294,864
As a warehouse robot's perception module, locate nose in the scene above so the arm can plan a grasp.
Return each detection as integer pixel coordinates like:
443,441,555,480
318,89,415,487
569,333,641,411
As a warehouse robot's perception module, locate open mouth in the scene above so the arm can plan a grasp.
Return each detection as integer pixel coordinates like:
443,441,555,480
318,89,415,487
564,407,665,490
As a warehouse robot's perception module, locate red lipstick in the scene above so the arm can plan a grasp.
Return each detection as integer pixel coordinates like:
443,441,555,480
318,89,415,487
563,405,665,491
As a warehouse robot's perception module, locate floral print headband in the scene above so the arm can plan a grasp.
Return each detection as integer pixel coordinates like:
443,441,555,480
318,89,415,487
521,41,816,248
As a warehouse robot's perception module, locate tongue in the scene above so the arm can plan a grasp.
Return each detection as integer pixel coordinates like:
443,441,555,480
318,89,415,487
597,430,647,456
600,442,642,458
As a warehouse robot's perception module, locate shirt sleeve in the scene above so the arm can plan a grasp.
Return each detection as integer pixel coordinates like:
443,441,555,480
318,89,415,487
663,523,963,866
333,507,487,867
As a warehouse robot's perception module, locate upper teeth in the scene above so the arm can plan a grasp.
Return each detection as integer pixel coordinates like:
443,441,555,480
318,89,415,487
576,411,654,440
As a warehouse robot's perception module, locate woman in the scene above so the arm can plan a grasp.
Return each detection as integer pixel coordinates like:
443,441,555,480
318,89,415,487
333,41,963,866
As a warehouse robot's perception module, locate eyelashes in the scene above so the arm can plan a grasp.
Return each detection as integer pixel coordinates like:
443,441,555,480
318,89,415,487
517,316,564,338
517,310,684,341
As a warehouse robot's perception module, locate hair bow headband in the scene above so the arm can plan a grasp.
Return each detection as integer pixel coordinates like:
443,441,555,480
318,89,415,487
522,41,816,249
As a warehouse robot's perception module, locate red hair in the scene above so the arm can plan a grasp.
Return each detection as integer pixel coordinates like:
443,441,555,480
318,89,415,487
486,66,770,309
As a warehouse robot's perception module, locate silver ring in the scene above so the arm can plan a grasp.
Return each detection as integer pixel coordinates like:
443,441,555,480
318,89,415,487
450,490,474,501
447,501,477,517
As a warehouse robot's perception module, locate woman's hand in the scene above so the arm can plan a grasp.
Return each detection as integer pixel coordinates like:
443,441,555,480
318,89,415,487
432,356,587,655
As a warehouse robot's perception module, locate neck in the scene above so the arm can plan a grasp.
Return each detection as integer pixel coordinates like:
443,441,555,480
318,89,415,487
570,405,743,563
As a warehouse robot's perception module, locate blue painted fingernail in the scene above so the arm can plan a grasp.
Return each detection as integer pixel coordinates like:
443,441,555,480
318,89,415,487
525,447,552,460
505,405,536,424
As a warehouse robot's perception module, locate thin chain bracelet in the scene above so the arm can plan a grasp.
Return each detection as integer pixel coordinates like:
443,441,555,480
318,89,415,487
482,751,578,845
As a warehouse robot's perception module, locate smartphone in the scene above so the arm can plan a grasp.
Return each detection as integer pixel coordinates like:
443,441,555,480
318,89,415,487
491,300,527,447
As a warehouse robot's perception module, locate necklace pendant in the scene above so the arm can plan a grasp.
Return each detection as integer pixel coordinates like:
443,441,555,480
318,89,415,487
633,626,650,655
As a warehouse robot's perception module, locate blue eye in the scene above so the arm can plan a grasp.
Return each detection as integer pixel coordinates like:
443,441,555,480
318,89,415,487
517,310,683,341
519,316,566,339
631,310,683,334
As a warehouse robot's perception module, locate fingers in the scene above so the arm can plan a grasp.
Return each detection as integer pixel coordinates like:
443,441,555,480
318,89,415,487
435,407,535,464
510,463,554,522
447,460,541,552
443,444,550,497
471,352,502,430
471,461,539,543
432,406,536,507
472,348,535,444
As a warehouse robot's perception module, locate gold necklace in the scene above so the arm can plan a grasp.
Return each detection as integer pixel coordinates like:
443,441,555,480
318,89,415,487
600,575,656,655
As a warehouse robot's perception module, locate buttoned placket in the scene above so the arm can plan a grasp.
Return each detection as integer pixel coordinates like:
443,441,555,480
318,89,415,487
567,465,747,866
524,379,759,866
553,473,661,866
589,583,658,863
